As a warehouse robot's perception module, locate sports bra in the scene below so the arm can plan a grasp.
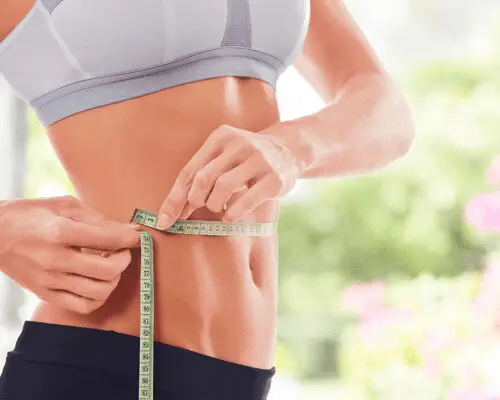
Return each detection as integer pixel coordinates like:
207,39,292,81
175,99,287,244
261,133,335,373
0,0,310,128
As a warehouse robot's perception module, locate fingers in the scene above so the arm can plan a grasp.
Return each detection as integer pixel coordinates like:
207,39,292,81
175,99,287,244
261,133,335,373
205,157,258,214
35,248,133,315
157,124,282,228
39,289,107,315
44,247,133,281
157,180,189,229
187,153,242,210
49,273,120,302
157,127,231,228
224,173,277,221
178,203,197,221
44,217,141,251
158,151,253,227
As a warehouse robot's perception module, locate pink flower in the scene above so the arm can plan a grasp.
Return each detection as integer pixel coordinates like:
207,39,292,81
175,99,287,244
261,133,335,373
339,281,386,318
421,327,455,354
486,156,500,185
463,191,500,231
423,357,441,378
357,306,415,347
446,386,498,400
472,263,500,326
365,305,414,326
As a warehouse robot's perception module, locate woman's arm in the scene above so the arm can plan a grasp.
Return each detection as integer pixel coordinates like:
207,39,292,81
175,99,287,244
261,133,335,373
155,0,415,225
260,0,415,179
0,1,36,42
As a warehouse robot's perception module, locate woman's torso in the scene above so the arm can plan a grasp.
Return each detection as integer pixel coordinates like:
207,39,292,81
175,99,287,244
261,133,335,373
31,76,281,370
1,0,310,370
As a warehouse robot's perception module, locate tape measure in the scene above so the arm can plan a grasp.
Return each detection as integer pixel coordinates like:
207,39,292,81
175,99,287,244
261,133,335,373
129,208,278,400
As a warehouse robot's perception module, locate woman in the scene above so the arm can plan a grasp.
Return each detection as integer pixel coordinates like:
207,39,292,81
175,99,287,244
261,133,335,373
0,0,414,399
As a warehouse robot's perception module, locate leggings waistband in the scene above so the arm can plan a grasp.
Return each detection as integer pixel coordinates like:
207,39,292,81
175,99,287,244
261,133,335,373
9,320,275,400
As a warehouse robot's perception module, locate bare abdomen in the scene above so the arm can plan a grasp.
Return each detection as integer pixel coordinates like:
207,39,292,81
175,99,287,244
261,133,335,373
30,77,281,369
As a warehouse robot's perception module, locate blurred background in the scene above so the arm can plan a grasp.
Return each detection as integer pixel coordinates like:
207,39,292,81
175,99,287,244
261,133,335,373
2,1,500,399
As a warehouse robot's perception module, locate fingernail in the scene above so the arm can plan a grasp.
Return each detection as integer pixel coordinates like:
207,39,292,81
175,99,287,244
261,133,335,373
128,223,142,229
157,213,172,229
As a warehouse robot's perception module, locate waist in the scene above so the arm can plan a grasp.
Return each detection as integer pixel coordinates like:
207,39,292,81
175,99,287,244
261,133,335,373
31,212,279,369
45,77,281,225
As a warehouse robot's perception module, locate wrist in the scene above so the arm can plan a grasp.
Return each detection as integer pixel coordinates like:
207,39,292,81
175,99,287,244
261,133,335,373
259,117,323,177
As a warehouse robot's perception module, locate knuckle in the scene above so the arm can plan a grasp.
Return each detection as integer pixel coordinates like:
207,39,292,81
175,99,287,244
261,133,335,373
98,215,114,227
37,288,51,302
9,239,26,257
41,251,59,272
177,168,193,185
103,279,120,299
206,199,222,213
241,197,254,210
115,252,132,273
76,300,98,315
255,152,272,169
38,272,55,289
193,171,211,188
268,170,284,189
209,124,233,144
107,251,131,275
235,143,254,159
120,230,140,248
213,175,233,191
108,275,121,292
274,173,287,191
62,195,78,206
45,217,67,244
121,249,132,266
161,197,178,214
99,281,116,301
92,284,111,302
188,196,204,209
99,265,117,281
225,210,239,221
234,134,249,146
215,124,230,136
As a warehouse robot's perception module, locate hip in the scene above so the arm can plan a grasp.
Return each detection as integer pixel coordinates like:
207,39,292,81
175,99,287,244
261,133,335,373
0,320,275,400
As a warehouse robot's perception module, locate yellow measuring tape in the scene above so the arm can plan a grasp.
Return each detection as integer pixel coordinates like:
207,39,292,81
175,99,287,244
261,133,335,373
128,208,278,400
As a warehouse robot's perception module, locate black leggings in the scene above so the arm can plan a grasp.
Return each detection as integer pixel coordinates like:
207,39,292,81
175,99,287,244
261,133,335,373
0,321,275,400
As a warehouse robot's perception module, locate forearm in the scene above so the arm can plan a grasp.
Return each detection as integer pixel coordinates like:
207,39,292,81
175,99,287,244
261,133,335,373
259,72,415,179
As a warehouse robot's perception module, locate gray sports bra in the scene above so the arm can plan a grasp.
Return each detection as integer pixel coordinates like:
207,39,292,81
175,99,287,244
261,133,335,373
0,0,310,128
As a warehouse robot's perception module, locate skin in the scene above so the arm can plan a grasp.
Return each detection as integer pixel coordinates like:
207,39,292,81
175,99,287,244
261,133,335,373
0,0,414,370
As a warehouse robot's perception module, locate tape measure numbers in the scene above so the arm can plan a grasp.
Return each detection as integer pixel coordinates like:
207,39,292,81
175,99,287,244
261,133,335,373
129,208,278,400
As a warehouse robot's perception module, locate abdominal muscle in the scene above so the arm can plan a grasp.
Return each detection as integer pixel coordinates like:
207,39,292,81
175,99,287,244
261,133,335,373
30,76,281,370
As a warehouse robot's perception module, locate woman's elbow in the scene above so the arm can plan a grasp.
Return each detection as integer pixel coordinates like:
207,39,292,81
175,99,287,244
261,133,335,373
369,72,416,162
374,101,415,172
394,98,416,159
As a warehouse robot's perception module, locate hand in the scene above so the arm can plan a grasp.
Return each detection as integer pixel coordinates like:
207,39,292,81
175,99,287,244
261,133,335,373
157,123,304,229
0,195,141,314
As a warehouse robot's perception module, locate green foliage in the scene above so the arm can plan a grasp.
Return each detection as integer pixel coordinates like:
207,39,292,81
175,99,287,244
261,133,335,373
278,53,500,285
276,44,500,379
336,272,490,399
25,109,73,198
